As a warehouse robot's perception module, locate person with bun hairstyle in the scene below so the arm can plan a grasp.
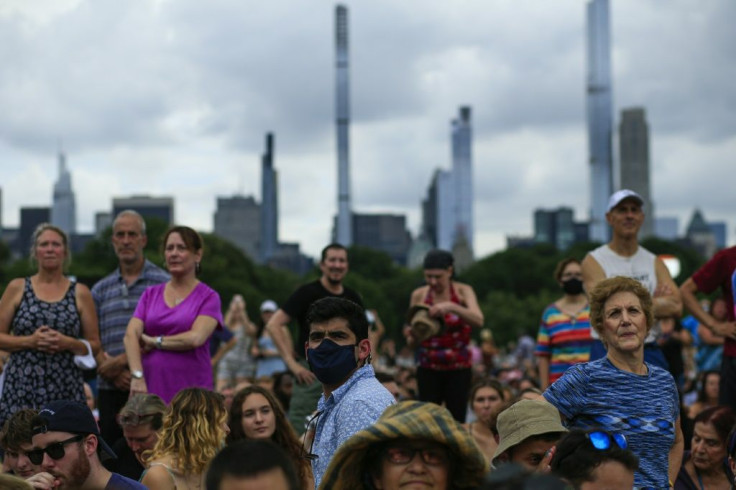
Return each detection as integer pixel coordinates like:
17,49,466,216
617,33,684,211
406,249,484,423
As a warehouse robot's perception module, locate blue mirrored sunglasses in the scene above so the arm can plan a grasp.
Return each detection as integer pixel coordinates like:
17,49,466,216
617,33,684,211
587,431,627,450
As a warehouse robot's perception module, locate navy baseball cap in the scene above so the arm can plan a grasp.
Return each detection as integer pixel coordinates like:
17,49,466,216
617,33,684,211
32,400,117,460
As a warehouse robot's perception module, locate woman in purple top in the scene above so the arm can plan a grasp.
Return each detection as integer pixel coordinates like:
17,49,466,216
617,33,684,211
124,226,223,403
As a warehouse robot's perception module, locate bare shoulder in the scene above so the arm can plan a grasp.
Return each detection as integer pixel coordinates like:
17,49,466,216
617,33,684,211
581,254,605,286
453,281,477,298
1,278,25,302
453,281,475,292
75,282,92,297
409,286,428,305
142,462,176,489
581,253,599,269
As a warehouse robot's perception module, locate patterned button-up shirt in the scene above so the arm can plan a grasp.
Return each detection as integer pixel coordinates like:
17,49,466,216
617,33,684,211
91,259,169,390
312,364,395,488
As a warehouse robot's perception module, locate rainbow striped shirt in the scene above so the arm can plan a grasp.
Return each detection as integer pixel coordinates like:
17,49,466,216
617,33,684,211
535,303,593,384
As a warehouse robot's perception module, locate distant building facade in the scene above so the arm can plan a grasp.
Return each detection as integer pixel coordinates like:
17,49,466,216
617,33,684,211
407,234,433,269
213,195,261,262
619,107,654,238
451,106,474,258
260,133,278,262
709,222,727,250
654,217,679,241
506,235,537,249
266,243,313,277
335,4,352,246
419,107,475,260
51,152,76,237
421,169,453,250
534,207,589,250
19,207,51,257
352,213,412,266
685,209,717,259
112,196,174,225
95,212,112,236
586,0,614,242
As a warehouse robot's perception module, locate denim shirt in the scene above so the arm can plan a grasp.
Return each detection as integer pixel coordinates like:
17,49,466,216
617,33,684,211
312,364,395,488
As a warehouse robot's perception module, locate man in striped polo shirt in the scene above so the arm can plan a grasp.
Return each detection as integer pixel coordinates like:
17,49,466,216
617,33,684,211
91,210,169,444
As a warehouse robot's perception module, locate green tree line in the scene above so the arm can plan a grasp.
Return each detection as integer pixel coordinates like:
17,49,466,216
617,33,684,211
0,221,706,348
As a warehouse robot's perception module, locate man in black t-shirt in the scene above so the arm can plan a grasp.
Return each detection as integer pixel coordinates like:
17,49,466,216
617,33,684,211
265,243,363,433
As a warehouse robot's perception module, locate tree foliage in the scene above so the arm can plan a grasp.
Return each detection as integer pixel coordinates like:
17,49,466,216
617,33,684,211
0,229,707,348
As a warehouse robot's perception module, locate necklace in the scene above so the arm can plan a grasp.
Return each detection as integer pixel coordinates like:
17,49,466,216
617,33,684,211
168,281,198,306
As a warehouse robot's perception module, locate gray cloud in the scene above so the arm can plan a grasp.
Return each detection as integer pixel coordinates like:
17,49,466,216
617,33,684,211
0,0,733,259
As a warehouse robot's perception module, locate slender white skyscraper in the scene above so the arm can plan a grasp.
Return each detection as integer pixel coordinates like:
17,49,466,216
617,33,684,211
451,107,473,258
335,4,352,246
586,0,613,242
51,151,76,236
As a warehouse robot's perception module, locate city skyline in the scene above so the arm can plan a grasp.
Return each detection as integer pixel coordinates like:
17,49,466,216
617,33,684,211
1,0,734,259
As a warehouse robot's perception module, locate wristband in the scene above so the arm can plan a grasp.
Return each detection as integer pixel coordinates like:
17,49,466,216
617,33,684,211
156,336,163,349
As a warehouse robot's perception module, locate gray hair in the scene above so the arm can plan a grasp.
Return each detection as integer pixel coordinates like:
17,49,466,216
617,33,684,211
112,209,147,236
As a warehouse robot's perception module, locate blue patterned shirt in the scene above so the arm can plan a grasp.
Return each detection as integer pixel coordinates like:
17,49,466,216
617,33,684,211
91,260,169,390
312,364,394,488
543,357,679,489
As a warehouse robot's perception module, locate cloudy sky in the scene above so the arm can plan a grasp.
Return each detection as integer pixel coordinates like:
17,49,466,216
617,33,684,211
1,0,733,260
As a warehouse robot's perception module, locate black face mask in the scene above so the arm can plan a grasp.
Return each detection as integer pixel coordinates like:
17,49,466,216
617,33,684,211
562,278,584,295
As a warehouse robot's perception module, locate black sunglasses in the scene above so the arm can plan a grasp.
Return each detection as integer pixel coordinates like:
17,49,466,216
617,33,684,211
301,411,323,461
28,435,85,465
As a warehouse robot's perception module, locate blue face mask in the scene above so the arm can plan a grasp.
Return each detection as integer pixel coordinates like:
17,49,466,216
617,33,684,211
307,339,358,385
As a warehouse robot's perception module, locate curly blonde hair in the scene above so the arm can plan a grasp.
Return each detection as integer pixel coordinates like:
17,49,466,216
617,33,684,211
144,388,227,476
589,276,654,336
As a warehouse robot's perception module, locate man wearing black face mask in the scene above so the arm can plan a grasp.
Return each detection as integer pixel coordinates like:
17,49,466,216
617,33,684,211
264,243,365,435
303,297,395,489
534,258,593,389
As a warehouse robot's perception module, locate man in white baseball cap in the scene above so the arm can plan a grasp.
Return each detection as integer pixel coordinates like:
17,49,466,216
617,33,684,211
581,189,682,368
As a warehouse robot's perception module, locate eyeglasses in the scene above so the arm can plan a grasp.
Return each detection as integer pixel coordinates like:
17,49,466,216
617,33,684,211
383,444,449,466
587,431,627,450
28,435,85,465
116,412,156,427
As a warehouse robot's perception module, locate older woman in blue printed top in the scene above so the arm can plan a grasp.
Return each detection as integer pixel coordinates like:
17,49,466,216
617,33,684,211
544,276,684,489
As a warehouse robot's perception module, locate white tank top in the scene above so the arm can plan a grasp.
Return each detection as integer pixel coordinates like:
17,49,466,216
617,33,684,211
588,244,659,342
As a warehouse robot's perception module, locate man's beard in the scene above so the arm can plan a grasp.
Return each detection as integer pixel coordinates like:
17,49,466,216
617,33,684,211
54,448,91,489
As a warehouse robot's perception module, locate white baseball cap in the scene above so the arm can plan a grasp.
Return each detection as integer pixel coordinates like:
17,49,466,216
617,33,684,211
607,189,644,213
260,300,278,312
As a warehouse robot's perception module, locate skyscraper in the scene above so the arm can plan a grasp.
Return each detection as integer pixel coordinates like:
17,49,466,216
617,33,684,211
20,207,51,257
352,213,412,265
420,107,475,264
335,4,352,246
619,107,653,237
421,168,453,250
260,133,278,262
451,106,474,258
586,0,614,242
51,151,76,236
213,195,261,261
112,196,174,225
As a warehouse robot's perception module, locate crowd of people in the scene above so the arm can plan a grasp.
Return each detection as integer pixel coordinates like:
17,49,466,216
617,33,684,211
0,188,735,490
